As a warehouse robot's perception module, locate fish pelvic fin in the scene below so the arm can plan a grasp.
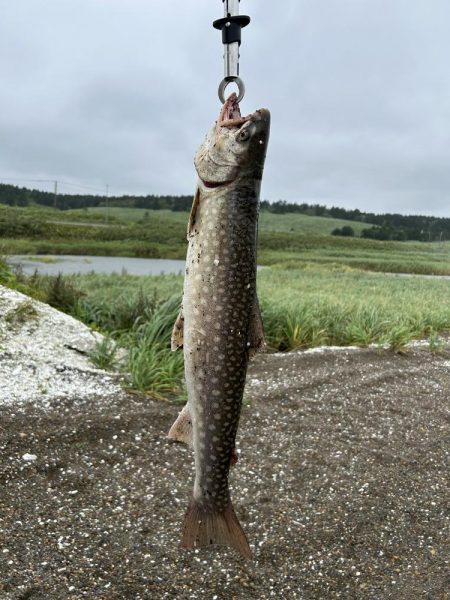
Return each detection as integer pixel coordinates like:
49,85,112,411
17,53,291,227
171,308,184,351
248,295,266,359
180,498,252,559
187,187,201,239
167,403,192,445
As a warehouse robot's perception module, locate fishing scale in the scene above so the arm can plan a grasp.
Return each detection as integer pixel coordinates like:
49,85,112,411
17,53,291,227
213,0,250,103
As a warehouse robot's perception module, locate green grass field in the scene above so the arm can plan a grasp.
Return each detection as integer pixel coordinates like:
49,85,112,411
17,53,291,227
2,202,375,235
79,206,372,235
3,203,450,275
74,267,450,349
60,266,450,396
3,197,450,399
74,206,188,225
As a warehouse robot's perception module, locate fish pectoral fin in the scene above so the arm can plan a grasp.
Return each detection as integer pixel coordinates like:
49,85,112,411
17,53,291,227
171,308,184,351
180,498,252,559
187,187,201,239
167,403,193,446
248,295,266,358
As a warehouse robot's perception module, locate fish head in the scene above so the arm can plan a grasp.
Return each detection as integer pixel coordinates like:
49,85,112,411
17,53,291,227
195,95,270,189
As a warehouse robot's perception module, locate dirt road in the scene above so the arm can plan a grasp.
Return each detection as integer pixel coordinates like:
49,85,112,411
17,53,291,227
1,346,448,599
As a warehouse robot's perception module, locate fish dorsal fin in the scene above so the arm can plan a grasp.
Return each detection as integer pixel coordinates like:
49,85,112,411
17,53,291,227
171,308,184,351
248,296,266,358
187,187,201,239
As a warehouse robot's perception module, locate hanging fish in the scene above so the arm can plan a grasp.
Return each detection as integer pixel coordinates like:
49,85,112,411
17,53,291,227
169,93,270,558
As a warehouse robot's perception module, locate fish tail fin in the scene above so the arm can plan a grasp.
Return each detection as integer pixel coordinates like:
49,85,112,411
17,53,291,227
167,404,192,445
180,498,252,559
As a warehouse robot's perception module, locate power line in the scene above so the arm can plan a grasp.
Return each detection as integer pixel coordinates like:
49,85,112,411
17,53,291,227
58,180,107,193
0,177,56,184
0,177,108,194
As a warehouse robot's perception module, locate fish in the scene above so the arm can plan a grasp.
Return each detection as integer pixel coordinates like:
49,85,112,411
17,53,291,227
169,93,270,559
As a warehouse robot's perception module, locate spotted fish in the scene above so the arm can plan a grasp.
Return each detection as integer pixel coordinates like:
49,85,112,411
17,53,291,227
169,94,270,559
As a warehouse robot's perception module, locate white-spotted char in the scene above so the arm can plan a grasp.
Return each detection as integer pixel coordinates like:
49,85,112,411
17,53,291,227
169,94,270,559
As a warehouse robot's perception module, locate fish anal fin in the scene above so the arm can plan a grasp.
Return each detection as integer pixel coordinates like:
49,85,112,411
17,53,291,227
171,308,184,351
248,295,266,358
230,446,238,466
187,187,201,239
167,403,192,445
180,498,252,559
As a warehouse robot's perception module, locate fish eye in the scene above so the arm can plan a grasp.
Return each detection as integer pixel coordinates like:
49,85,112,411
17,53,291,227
237,129,251,142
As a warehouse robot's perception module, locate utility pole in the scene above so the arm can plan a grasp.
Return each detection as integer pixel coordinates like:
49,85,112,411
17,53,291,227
53,180,58,209
105,184,109,224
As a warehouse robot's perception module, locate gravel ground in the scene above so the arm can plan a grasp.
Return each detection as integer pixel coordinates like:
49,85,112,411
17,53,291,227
1,345,449,599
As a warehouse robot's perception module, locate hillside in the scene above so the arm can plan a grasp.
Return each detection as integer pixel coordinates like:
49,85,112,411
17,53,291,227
3,203,450,276
2,182,450,241
74,206,372,236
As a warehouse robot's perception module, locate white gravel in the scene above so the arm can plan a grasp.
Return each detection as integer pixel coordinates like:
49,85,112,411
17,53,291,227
0,285,126,407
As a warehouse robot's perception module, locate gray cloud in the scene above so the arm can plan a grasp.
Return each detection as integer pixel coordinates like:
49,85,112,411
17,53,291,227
0,0,449,215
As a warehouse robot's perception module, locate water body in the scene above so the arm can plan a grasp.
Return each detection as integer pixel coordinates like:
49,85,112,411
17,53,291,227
392,271,450,281
8,255,187,277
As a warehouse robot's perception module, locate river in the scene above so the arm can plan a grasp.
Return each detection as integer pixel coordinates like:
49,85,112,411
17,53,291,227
7,255,187,276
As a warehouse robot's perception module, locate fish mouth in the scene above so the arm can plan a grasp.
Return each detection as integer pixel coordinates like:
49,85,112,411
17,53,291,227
217,93,269,130
201,178,235,189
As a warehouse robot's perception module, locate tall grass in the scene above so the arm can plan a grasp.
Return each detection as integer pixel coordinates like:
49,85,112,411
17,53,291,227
74,266,450,355
0,257,13,286
74,276,184,395
3,261,450,399
258,267,450,351
261,301,421,352
70,267,450,356
125,295,184,395
2,263,184,397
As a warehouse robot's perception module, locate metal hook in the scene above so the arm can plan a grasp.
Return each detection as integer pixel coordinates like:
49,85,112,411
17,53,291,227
218,76,245,104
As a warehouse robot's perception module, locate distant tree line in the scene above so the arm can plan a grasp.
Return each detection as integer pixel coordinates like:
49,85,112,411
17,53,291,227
261,200,450,241
1,183,449,242
0,184,104,210
0,184,193,212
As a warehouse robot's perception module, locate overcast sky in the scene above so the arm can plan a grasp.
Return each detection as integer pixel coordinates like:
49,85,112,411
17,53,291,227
1,0,449,216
